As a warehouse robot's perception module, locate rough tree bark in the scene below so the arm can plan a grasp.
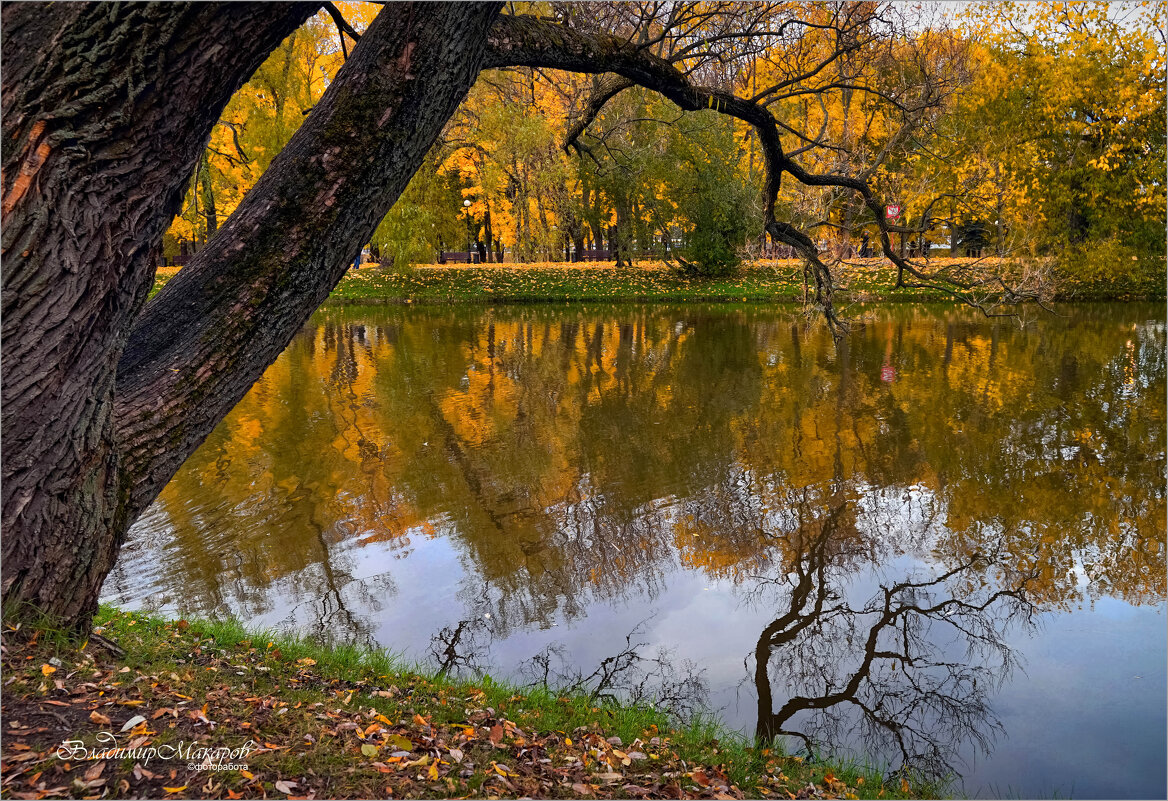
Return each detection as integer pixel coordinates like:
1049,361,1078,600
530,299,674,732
2,1,501,629
117,2,502,522
1,2,317,625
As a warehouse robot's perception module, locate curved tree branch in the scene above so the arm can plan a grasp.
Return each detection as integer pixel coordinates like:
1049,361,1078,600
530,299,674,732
486,13,1041,333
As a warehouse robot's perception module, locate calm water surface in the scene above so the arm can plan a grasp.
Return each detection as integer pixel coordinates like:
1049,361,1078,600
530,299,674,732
104,303,1167,798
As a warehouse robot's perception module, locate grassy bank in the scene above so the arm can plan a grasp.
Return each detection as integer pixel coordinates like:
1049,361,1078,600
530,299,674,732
149,258,1162,304
0,608,939,800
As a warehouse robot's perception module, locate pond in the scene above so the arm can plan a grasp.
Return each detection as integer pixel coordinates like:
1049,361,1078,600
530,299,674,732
104,302,1167,799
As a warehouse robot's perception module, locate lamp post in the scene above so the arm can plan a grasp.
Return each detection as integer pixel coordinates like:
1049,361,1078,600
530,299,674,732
463,198,472,263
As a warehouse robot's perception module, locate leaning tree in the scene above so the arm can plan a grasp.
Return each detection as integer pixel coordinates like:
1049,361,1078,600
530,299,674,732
2,1,1036,631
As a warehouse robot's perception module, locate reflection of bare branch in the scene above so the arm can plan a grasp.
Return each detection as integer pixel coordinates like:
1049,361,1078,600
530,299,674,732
752,517,1039,780
430,617,492,677
521,620,709,722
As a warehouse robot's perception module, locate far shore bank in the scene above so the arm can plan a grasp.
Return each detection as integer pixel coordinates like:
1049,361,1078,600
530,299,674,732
148,258,1164,305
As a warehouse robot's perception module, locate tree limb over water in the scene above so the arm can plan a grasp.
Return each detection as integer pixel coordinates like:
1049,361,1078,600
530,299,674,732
484,8,1049,335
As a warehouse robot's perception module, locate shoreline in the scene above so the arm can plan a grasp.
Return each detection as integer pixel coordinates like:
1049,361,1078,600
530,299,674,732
0,607,942,800
149,261,1164,305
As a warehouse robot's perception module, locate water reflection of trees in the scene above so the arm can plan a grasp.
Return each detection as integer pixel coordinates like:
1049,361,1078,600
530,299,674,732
747,501,1038,781
106,304,1165,644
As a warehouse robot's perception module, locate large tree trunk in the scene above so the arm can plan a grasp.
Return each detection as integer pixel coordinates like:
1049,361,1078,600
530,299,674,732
611,194,633,267
116,2,501,522
2,1,502,630
1,2,316,626
483,202,494,263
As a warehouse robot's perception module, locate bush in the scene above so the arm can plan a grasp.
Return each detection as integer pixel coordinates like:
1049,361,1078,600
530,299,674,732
1052,237,1165,297
676,201,751,277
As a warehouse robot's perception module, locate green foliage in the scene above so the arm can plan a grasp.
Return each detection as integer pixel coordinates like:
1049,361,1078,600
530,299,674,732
670,112,755,276
1053,236,1166,298
577,93,756,273
952,220,990,256
674,175,753,276
370,152,464,272
168,2,1161,292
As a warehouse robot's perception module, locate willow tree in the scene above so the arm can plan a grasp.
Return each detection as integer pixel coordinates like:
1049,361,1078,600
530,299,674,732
2,1,1037,630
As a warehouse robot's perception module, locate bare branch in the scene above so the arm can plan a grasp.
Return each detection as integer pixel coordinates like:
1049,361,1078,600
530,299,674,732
322,1,360,60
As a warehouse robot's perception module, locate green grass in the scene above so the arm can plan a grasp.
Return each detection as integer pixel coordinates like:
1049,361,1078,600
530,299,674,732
1,606,948,799
148,258,1163,306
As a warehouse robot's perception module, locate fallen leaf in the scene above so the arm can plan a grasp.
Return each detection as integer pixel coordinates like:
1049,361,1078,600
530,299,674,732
386,734,412,751
489,724,504,745
41,665,56,676
275,779,299,794
120,715,146,733
89,711,111,725
361,744,379,758
162,786,187,794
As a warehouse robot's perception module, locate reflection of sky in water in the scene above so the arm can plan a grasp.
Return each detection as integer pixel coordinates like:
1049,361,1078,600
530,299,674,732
104,303,1167,799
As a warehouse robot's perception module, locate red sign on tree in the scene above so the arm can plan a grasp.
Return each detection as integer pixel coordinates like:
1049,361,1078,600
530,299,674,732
885,204,902,219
